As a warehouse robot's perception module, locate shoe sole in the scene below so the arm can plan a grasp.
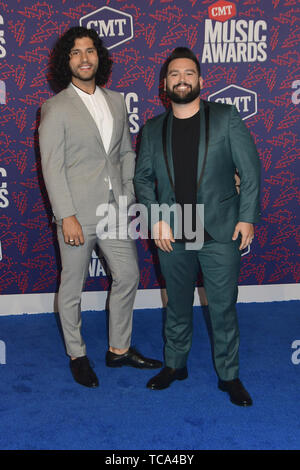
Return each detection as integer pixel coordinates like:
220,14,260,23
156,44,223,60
73,380,99,388
147,372,188,390
106,362,162,369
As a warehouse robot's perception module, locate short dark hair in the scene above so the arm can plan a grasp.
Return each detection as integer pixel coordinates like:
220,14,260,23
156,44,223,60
164,47,201,77
50,26,113,88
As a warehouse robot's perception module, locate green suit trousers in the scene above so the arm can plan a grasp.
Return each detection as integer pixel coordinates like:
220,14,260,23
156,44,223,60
158,238,241,381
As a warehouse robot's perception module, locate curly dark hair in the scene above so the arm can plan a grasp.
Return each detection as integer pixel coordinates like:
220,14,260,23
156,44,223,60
50,26,113,89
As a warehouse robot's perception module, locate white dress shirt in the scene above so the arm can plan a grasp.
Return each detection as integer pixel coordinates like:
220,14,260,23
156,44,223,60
72,83,113,189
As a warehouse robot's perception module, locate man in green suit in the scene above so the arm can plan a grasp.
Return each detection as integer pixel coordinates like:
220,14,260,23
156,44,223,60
134,47,261,406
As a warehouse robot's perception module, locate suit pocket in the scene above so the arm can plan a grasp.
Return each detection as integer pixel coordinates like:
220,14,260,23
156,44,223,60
219,189,237,203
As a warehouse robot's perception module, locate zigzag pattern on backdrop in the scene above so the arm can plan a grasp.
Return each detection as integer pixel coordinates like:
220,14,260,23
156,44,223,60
0,0,299,295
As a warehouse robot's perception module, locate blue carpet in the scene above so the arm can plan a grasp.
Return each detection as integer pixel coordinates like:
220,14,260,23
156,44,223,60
0,300,299,450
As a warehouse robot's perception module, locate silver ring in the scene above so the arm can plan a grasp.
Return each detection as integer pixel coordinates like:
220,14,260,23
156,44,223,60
69,239,74,243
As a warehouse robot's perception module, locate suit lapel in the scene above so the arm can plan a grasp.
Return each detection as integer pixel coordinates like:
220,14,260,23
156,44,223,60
196,100,208,186
165,111,175,190
163,100,210,192
101,88,117,156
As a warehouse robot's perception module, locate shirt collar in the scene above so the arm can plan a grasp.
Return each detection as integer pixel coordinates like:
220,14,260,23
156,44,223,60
71,82,99,97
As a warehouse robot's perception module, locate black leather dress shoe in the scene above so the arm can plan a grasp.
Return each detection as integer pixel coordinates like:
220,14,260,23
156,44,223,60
106,347,162,369
70,356,99,388
218,378,252,406
147,366,188,390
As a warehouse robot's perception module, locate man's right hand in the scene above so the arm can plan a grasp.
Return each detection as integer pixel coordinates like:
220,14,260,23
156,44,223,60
153,221,175,252
62,215,84,246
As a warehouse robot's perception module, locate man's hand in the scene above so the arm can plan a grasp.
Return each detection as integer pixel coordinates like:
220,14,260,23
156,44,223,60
62,215,84,246
232,222,254,250
153,221,175,252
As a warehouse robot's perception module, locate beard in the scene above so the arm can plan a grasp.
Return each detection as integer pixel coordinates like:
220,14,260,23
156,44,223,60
71,69,97,82
69,62,98,83
166,82,201,104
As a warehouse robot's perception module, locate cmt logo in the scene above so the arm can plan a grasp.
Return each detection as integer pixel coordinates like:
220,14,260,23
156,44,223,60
80,7,133,50
208,0,236,22
208,84,257,120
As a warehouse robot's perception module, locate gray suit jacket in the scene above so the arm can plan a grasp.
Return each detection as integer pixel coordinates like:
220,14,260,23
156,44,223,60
39,83,136,225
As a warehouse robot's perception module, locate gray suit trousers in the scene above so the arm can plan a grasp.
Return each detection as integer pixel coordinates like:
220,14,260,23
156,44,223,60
56,219,139,358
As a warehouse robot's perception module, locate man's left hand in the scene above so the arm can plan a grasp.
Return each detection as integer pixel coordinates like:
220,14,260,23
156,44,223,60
232,222,254,250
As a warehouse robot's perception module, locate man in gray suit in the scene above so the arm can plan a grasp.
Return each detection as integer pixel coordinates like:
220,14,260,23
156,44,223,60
39,27,161,388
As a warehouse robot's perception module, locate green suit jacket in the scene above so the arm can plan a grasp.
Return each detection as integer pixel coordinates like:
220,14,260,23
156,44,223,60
134,99,261,243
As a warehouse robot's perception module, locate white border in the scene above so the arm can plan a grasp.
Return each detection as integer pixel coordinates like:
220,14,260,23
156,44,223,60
0,285,299,316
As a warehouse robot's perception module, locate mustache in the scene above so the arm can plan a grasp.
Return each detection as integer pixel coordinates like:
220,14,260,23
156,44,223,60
173,82,192,91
